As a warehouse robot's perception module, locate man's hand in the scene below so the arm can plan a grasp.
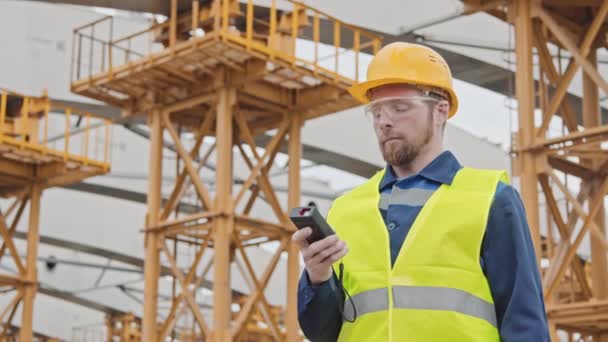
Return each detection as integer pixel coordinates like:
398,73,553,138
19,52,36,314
292,228,349,285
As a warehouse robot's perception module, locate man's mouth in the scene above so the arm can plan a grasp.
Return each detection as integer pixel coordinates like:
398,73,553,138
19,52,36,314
383,137,401,144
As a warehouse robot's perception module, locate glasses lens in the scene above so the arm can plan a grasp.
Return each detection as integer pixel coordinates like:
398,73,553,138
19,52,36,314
365,97,435,121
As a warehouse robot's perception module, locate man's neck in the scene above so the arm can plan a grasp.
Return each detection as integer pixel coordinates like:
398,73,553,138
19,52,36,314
391,146,443,179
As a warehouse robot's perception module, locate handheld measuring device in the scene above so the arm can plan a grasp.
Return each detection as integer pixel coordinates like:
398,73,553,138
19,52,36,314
289,206,335,244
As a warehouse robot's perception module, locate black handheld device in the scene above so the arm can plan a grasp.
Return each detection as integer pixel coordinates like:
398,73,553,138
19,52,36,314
289,206,335,244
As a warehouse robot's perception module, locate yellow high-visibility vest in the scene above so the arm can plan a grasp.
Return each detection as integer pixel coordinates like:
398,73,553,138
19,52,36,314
328,167,508,341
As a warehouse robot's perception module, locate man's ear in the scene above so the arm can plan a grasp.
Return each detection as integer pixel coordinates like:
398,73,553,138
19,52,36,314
434,100,449,126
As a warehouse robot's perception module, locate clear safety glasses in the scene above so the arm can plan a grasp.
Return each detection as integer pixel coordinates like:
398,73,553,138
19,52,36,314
363,96,440,122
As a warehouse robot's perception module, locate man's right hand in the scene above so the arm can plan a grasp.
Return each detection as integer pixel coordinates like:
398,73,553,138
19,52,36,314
292,228,349,285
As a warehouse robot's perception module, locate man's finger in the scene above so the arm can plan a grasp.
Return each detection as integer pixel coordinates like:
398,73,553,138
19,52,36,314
309,240,345,265
321,246,349,266
292,228,312,248
302,235,339,260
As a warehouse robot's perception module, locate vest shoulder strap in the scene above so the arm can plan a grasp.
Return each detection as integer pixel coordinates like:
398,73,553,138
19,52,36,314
451,167,509,192
336,168,385,201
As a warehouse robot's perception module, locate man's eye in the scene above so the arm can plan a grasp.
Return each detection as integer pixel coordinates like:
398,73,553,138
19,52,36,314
394,104,410,112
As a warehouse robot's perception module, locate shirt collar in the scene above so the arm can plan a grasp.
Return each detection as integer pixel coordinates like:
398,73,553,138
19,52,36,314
379,151,463,191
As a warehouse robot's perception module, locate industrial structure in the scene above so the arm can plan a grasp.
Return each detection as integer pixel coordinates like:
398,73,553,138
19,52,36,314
70,0,380,340
464,0,608,340
0,0,606,341
0,88,111,340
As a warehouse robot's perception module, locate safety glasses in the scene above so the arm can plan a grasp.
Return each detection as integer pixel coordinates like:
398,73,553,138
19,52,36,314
364,96,440,122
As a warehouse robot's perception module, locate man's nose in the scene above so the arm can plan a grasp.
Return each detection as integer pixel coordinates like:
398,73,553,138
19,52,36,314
377,112,393,127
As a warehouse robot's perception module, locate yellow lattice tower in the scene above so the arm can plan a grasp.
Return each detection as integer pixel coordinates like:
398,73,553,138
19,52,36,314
70,0,381,340
0,88,111,340
463,0,608,339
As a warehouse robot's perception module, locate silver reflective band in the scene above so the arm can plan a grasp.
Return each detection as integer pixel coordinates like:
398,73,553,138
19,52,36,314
392,286,497,328
378,188,435,211
344,286,497,328
344,288,388,322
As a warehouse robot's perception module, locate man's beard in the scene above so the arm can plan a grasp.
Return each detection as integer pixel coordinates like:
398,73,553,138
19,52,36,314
380,114,433,167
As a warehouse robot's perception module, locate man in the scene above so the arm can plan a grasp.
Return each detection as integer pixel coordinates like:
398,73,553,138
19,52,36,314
292,42,549,341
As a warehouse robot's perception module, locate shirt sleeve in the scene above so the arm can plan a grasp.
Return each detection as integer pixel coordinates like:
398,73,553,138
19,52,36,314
482,182,550,341
297,270,343,341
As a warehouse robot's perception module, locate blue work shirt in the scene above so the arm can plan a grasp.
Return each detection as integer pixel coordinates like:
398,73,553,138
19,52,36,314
297,151,549,341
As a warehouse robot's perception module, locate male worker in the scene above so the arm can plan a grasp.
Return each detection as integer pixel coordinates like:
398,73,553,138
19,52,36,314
292,42,549,341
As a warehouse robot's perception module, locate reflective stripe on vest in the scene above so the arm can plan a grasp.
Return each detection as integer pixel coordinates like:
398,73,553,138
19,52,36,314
343,286,497,328
378,187,435,210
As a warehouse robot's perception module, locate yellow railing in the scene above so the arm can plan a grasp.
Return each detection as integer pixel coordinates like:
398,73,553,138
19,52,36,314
71,0,382,85
224,0,383,83
0,88,112,170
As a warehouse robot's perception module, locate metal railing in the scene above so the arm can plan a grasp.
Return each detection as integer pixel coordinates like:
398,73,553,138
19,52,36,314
71,321,106,342
0,88,112,170
225,0,382,82
71,0,382,85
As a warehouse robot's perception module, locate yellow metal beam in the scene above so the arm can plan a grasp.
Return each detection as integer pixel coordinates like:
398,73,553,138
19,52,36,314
213,87,236,342
513,0,541,261
142,110,163,342
19,183,41,342
286,112,302,341
0,159,34,180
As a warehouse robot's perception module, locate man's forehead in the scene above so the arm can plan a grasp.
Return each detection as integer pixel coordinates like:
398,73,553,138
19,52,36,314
369,84,420,100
